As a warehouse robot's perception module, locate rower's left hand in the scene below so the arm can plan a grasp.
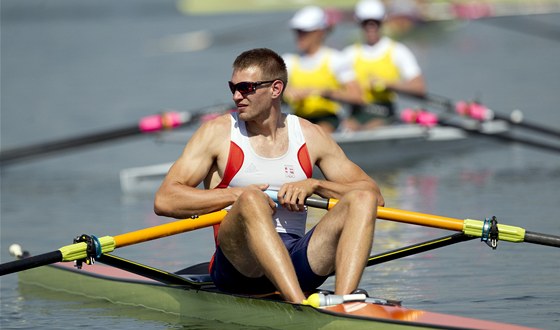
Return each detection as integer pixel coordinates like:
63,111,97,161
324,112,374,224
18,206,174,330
277,181,314,212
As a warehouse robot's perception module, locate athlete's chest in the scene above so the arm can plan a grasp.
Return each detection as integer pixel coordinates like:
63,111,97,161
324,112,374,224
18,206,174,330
246,134,289,158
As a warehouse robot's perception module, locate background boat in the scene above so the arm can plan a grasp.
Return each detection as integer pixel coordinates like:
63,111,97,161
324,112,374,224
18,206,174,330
119,119,509,194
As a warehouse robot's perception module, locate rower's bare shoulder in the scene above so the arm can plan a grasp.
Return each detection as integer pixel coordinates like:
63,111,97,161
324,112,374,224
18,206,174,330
171,113,231,174
186,113,230,145
298,117,331,141
199,113,231,134
180,113,231,154
298,117,339,150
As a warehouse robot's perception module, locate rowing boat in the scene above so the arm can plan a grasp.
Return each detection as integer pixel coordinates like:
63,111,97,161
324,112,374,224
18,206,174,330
120,120,508,194
16,253,533,330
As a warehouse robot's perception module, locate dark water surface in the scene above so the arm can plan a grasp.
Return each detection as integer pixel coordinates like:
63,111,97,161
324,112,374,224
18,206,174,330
1,1,559,329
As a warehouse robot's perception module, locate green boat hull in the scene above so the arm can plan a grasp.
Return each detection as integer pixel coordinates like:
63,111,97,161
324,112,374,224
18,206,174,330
17,261,533,330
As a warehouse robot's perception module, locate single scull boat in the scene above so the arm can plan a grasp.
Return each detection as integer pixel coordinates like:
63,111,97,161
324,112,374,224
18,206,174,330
15,252,534,330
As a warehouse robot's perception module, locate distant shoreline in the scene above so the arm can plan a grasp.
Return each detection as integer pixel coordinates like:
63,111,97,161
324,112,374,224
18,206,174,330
178,0,560,22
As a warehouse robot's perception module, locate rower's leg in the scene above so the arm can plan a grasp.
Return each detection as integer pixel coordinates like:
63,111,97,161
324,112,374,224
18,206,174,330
218,189,306,303
307,189,377,295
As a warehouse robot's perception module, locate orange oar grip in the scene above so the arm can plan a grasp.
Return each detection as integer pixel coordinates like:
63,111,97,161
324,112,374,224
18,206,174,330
114,210,228,248
377,207,464,232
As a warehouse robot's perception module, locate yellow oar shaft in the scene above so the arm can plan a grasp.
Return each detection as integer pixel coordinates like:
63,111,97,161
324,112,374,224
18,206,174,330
114,210,227,248
321,197,531,244
323,198,464,231
377,207,465,231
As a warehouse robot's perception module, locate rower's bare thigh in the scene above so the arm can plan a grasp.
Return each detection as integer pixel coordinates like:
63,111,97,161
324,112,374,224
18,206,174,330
217,190,273,276
307,190,377,275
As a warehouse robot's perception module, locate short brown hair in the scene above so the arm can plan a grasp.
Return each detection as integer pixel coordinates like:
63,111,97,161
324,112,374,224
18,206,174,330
233,48,288,86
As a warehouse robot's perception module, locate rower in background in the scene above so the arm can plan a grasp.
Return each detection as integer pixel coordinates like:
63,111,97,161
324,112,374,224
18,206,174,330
282,6,365,133
342,0,426,131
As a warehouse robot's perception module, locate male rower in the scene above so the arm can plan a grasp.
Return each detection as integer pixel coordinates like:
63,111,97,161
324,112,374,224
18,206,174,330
154,48,384,304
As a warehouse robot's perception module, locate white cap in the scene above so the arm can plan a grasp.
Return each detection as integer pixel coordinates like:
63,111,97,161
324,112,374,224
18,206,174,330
355,0,386,21
290,6,328,31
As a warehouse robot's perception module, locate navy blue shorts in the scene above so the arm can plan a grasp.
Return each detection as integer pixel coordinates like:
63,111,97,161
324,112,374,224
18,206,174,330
210,227,328,294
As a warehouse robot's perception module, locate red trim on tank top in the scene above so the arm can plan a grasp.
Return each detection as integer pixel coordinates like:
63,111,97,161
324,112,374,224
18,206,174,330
298,144,313,178
216,141,244,189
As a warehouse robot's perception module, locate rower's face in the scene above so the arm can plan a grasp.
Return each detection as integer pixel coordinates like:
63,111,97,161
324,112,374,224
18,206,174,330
293,29,324,52
230,67,273,121
361,20,382,44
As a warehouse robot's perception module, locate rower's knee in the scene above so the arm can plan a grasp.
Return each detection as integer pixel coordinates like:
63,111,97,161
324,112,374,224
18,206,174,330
237,189,267,205
343,189,378,209
236,189,273,216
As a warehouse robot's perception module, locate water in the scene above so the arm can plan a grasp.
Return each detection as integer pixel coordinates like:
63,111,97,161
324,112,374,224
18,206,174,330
1,1,559,329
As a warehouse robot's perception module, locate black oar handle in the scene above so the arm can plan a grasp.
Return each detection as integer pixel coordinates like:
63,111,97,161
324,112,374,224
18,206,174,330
0,250,62,276
524,231,560,248
391,90,453,111
304,196,330,210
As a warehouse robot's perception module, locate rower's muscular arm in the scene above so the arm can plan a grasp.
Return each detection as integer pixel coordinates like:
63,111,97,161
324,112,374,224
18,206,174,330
303,119,384,205
154,115,248,218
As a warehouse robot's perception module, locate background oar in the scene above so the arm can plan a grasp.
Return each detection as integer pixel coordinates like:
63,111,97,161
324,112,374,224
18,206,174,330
395,89,560,139
0,103,232,166
401,108,560,154
303,195,560,248
0,210,228,276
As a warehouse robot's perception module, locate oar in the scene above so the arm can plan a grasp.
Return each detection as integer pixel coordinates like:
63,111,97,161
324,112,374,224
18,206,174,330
0,210,228,276
395,90,560,139
303,195,560,248
401,108,560,154
456,100,560,139
0,103,232,165
366,233,475,267
4,191,558,276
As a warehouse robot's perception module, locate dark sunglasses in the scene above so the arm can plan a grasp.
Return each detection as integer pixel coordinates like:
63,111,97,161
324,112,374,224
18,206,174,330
228,80,277,95
361,19,381,28
294,29,312,35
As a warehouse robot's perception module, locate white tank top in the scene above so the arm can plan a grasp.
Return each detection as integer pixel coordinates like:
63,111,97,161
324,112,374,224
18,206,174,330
216,112,313,236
